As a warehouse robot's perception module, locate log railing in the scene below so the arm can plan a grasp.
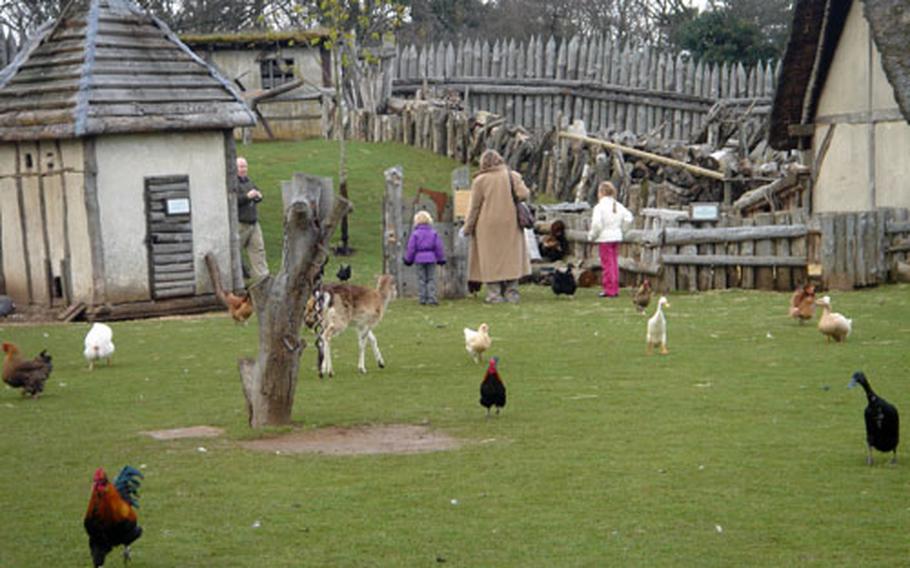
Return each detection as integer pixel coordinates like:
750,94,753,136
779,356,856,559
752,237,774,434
535,206,910,291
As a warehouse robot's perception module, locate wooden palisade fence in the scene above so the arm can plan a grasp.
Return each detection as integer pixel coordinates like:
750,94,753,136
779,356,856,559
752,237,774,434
393,36,778,140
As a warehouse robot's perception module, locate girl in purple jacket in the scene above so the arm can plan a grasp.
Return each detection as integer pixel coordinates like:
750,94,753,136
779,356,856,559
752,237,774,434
404,210,446,305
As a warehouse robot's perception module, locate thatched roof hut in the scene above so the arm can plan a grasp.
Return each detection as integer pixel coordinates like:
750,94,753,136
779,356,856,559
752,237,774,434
769,0,910,212
0,0,256,317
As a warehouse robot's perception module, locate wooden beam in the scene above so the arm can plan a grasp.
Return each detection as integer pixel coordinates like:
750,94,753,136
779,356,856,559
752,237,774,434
814,108,905,125
559,131,726,181
886,221,910,234
787,124,814,137
661,254,807,267
662,224,808,246
82,138,106,305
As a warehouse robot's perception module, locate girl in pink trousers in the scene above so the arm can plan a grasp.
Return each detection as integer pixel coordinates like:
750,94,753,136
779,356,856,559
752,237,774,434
587,182,633,297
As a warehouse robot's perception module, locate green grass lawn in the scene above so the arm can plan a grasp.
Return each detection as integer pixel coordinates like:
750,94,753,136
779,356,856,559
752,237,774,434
2,141,909,566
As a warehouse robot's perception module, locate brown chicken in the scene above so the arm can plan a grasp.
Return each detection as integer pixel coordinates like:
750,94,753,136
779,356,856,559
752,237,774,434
225,291,253,323
789,283,816,324
2,342,52,398
632,279,652,314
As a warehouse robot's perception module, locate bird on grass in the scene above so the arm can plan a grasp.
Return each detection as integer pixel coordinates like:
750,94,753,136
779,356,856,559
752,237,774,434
480,356,506,417
336,264,352,281
464,323,491,364
849,371,899,465
551,263,577,296
84,466,144,567
84,322,115,370
2,342,52,398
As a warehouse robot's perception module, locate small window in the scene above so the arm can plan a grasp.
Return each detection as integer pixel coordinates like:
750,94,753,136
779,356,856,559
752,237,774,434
260,57,295,89
24,153,33,169
53,276,63,299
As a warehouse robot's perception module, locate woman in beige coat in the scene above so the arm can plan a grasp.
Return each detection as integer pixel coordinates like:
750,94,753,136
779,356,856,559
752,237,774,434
463,150,531,303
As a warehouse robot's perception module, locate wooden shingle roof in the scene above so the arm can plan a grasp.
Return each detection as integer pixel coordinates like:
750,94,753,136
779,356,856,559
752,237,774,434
0,0,255,141
769,0,910,150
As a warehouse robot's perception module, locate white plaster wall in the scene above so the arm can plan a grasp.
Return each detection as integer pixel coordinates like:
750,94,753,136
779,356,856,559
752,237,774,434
874,122,910,208
812,0,910,211
95,131,230,303
816,1,870,117
201,46,325,91
813,124,872,212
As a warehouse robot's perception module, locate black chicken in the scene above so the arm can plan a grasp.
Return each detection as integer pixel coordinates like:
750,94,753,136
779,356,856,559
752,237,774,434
551,264,577,296
849,371,900,465
336,264,352,281
480,356,506,417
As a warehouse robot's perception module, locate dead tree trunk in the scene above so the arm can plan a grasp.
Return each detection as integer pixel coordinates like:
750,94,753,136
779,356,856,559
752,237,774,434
239,173,352,428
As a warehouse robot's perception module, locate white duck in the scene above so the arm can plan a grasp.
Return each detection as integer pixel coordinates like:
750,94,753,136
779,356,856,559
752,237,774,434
83,322,115,370
816,295,852,343
646,296,671,355
464,323,491,364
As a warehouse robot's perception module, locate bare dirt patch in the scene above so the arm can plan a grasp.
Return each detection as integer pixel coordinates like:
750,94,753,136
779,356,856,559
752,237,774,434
142,426,225,440
240,424,460,456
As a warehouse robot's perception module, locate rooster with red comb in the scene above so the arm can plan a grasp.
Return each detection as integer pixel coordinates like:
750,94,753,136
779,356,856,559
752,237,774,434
84,466,143,567
480,356,507,417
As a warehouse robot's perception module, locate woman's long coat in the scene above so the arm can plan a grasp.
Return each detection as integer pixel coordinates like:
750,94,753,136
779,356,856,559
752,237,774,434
463,164,531,282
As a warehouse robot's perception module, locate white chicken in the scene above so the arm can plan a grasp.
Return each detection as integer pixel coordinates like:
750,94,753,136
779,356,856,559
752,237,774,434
464,323,491,364
646,296,671,355
83,322,115,370
816,295,852,343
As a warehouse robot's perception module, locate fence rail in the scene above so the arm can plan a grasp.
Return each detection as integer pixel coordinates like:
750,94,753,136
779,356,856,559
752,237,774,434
536,207,910,292
394,36,779,139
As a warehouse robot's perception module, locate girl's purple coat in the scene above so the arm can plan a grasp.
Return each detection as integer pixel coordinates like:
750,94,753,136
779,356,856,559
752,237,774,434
404,224,446,264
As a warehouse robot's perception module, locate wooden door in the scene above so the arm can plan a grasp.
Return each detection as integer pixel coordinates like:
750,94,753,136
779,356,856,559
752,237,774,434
144,176,195,299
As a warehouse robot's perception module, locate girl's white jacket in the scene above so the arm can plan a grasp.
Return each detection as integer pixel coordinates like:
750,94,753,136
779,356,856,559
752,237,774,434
587,197,633,243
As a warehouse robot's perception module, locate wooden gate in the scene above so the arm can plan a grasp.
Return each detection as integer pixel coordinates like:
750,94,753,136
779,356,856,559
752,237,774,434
144,176,195,299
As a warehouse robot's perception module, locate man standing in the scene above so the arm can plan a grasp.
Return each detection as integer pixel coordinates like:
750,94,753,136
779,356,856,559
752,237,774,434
236,156,269,281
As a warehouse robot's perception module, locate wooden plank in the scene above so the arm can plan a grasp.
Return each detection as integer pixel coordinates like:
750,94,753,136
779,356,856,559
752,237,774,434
754,213,774,290
829,213,849,289
774,212,792,291
151,243,193,254
661,254,807,267
679,220,697,291
725,216,742,288
696,219,715,291
713,217,728,290
58,301,87,322
818,213,836,289
153,271,195,283
83,138,105,303
855,211,868,286
152,252,194,264
148,222,192,233
153,262,194,273
789,210,808,286
89,88,235,103
844,212,856,288
153,285,196,299
886,221,910,233
662,224,807,245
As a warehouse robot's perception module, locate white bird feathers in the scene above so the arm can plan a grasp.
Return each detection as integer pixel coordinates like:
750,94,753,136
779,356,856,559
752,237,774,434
816,295,852,343
464,323,491,364
646,296,670,355
83,323,115,370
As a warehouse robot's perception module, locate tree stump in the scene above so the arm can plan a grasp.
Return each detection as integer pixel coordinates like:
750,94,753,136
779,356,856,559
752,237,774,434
239,173,352,428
